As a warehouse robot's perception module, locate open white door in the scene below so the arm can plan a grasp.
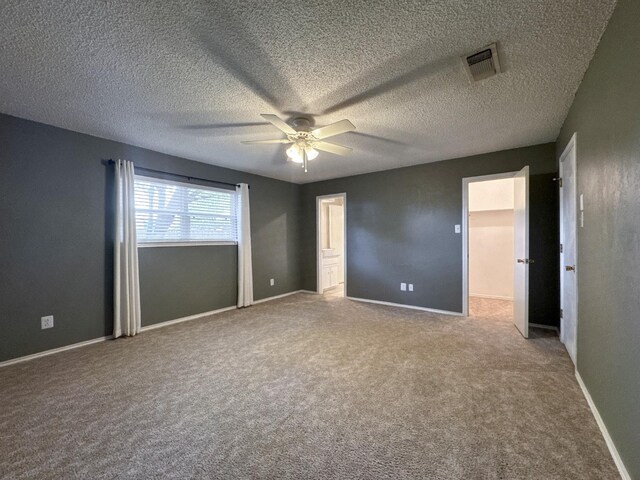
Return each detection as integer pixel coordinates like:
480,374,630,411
560,135,578,365
513,166,530,338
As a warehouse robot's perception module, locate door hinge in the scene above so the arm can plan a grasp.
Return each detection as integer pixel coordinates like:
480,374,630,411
560,308,563,319
560,243,563,253
553,177,563,187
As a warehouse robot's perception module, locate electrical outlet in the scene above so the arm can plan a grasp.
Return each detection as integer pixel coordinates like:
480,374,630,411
408,284,414,292
270,278,275,286
455,224,461,233
400,283,407,291
41,315,54,329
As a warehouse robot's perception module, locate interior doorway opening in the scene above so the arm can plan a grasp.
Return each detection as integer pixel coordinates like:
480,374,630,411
462,168,530,338
468,178,514,314
316,194,346,297
468,178,516,314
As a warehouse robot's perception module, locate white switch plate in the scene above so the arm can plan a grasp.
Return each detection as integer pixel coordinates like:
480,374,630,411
41,315,54,329
270,278,275,286
400,283,407,291
579,194,584,211
454,224,461,233
408,284,414,292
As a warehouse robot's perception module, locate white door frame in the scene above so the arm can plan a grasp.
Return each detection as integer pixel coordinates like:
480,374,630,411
316,193,347,294
462,171,518,317
559,133,578,362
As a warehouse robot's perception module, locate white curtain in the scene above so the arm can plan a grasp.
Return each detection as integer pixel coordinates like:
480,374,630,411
114,159,142,338
237,183,253,307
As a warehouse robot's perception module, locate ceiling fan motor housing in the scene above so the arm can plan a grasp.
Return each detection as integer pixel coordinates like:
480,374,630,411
290,117,313,131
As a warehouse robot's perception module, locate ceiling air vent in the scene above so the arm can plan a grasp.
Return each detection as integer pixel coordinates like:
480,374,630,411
463,43,501,82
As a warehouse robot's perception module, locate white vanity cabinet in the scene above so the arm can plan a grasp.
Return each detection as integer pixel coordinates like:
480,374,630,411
322,253,341,290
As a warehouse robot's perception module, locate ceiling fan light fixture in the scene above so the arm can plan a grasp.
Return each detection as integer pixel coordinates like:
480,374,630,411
286,144,303,163
305,147,319,160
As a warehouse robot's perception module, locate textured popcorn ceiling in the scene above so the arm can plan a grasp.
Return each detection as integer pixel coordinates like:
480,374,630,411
0,1,616,183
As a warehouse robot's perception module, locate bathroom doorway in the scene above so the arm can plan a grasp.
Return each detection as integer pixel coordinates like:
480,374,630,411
316,193,346,297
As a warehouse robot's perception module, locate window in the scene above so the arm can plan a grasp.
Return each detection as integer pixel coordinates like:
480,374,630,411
134,176,238,246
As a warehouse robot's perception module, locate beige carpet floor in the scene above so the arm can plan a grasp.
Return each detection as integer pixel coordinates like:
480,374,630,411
0,294,618,479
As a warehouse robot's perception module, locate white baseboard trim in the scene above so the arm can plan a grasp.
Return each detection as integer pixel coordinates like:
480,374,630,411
0,335,113,368
530,323,560,334
347,296,463,316
299,289,318,294
253,289,312,304
575,370,630,480
469,293,514,301
140,305,238,332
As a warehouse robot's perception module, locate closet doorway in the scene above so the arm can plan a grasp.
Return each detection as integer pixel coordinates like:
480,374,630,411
462,169,531,337
316,193,346,297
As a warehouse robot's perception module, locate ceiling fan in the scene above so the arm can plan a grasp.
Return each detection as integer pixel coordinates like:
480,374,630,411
242,114,356,172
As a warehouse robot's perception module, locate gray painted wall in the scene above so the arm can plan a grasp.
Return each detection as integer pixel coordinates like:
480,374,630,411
300,143,559,325
0,114,302,362
139,246,237,326
556,0,640,476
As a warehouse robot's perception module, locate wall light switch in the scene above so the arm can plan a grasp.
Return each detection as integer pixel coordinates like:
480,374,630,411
41,315,54,329
455,224,461,233
408,284,414,292
400,283,407,291
270,278,275,286
579,194,584,211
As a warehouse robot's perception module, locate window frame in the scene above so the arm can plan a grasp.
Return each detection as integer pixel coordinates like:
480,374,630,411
134,175,239,248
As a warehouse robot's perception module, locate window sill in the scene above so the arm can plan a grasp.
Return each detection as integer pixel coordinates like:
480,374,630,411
137,241,238,248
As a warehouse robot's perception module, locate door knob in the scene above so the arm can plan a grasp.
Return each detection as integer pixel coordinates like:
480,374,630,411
565,265,576,272
517,259,525,263
517,259,535,264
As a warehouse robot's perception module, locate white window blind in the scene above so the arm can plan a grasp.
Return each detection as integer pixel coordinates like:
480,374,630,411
134,176,238,245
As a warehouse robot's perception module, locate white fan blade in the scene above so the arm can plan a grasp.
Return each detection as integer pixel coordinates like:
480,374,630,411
260,114,297,135
311,119,355,139
241,139,292,144
314,141,352,156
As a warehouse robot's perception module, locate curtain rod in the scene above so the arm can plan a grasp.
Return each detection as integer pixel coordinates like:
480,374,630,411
107,159,244,189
